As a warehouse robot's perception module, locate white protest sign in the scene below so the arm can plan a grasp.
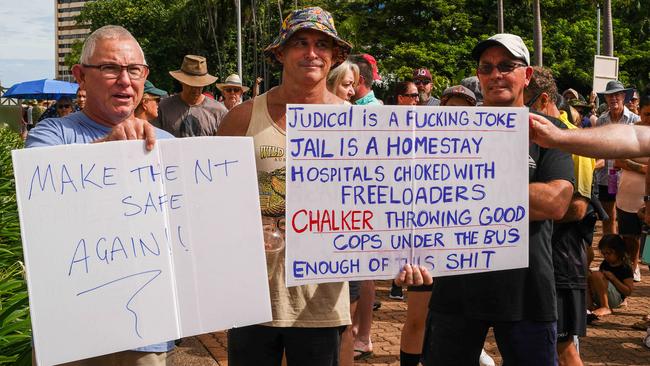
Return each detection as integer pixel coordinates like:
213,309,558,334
285,105,529,286
593,55,619,93
12,137,271,365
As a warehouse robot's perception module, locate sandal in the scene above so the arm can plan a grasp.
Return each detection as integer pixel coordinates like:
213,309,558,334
353,349,373,360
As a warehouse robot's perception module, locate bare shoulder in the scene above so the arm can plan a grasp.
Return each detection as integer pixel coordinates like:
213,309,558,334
217,99,254,136
326,90,345,105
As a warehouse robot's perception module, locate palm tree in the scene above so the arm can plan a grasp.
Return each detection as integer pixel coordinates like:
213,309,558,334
497,0,504,33
532,0,543,66
603,0,614,56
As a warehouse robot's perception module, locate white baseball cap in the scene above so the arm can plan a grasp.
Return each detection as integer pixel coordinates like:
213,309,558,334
472,33,530,66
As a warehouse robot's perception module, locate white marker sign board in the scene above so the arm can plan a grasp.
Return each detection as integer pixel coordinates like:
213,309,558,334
593,55,619,94
13,137,271,365
285,105,529,286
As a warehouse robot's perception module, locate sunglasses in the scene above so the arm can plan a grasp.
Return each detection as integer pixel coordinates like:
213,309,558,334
477,62,527,75
400,93,419,98
224,87,242,93
144,97,161,103
57,104,71,109
414,79,431,85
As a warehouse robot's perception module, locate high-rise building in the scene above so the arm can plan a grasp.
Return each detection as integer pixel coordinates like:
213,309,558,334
55,0,91,81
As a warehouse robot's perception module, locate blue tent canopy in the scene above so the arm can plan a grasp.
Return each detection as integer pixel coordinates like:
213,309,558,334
3,79,79,100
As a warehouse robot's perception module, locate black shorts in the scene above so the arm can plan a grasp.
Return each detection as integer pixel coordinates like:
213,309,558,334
617,208,643,236
421,311,557,365
228,324,345,366
349,281,362,302
407,284,434,292
598,185,616,202
556,288,586,342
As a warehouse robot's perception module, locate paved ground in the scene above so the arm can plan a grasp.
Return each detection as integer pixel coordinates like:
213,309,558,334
170,228,650,366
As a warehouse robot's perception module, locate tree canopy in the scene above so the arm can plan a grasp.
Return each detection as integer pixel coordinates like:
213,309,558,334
68,0,650,98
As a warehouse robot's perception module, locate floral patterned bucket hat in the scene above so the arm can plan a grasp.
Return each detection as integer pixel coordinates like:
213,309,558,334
264,7,353,67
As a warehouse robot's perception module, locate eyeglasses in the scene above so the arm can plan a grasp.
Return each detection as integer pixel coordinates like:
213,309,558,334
525,92,542,108
414,79,431,85
477,62,527,75
82,63,149,80
57,104,71,109
223,87,242,93
400,93,419,98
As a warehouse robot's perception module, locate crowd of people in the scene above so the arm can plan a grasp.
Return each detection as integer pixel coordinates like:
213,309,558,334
23,5,650,366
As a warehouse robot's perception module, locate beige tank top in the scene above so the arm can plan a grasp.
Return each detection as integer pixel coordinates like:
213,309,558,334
247,92,350,327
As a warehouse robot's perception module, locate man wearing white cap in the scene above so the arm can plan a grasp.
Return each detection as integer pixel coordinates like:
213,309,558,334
420,33,574,366
156,55,227,137
216,73,249,111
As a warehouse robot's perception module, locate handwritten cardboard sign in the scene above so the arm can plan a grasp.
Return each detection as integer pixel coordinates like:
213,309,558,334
285,105,529,286
12,137,271,365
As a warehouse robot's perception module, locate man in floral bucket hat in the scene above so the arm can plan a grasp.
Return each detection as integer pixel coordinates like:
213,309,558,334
219,6,433,366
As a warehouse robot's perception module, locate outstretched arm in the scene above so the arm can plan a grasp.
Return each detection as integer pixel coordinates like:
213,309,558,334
530,114,650,159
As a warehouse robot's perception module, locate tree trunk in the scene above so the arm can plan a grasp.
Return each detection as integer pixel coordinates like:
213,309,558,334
533,0,543,66
497,0,504,33
603,0,614,56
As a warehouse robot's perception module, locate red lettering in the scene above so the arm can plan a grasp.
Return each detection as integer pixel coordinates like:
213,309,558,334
292,209,308,233
308,210,321,232
362,210,374,230
291,210,375,233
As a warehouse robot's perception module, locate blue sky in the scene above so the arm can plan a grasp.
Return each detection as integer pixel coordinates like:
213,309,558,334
0,0,55,88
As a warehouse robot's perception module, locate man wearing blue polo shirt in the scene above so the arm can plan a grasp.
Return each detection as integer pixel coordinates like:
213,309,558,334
27,24,172,366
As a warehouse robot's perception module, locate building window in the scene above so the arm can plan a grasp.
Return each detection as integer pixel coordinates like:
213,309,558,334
58,16,78,22
58,34,86,40
58,7,84,13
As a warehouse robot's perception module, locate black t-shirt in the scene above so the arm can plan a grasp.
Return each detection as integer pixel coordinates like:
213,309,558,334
552,222,589,289
599,260,633,299
553,119,600,290
429,114,575,322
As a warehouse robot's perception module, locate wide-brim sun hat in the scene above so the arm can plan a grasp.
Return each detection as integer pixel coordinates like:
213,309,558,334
216,73,250,93
597,80,634,103
562,88,580,100
169,55,218,87
263,7,352,67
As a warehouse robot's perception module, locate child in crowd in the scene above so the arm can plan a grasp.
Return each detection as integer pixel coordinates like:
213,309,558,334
588,234,635,319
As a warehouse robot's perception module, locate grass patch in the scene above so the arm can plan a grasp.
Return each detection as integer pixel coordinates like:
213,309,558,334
0,126,31,365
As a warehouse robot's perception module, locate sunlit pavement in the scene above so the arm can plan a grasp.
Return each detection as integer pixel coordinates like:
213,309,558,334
171,226,650,366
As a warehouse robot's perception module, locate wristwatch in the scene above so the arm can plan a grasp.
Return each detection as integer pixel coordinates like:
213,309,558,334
644,195,650,202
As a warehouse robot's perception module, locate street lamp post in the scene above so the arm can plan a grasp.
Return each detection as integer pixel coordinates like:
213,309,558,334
237,0,242,81
596,4,601,55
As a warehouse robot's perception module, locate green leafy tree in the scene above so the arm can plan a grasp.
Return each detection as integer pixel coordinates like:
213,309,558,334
71,0,649,98
74,0,291,94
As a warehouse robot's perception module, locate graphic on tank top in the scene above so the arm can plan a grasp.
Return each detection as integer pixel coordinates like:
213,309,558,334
257,142,286,218
259,167,286,217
